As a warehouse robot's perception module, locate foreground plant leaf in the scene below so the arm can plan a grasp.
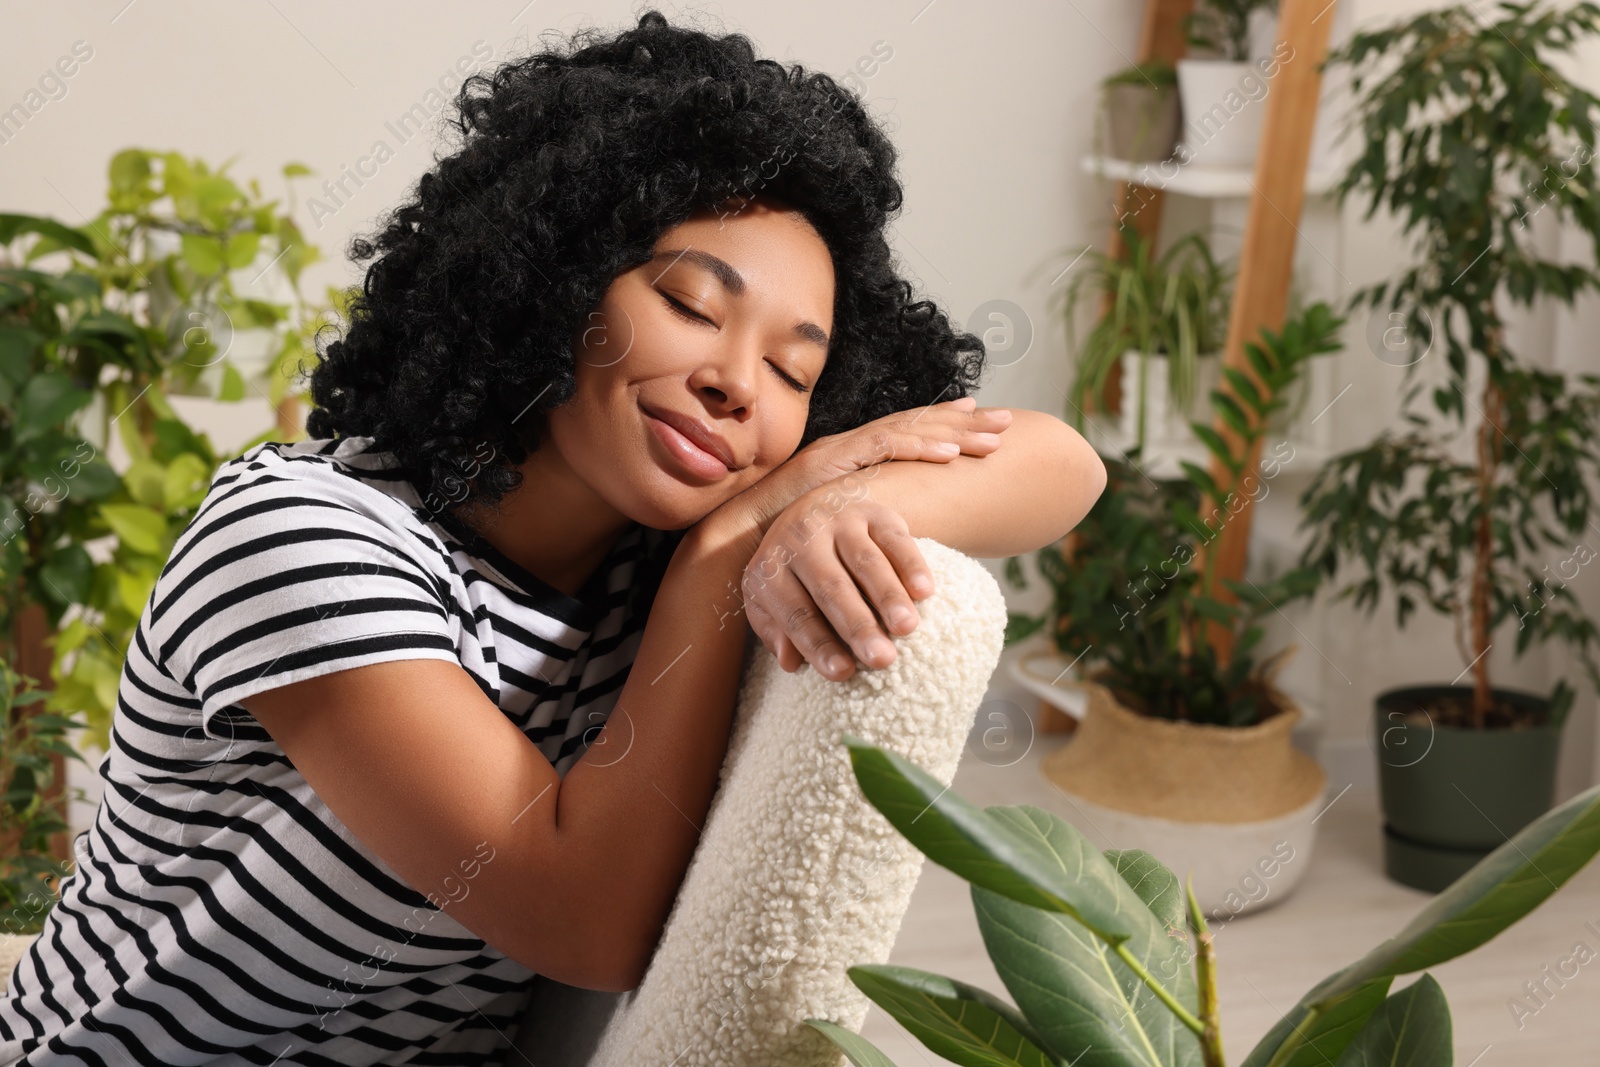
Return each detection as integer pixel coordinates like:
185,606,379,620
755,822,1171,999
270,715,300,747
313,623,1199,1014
847,964,1061,1067
973,806,1203,1067
1248,782,1600,1067
1333,974,1451,1067
1106,849,1184,932
841,735,1135,942
804,1018,901,1066
1311,782,1600,1005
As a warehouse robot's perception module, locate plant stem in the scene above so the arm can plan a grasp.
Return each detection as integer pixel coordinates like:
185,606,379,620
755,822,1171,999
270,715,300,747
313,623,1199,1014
1112,941,1207,1037
1186,878,1226,1067
1470,330,1504,728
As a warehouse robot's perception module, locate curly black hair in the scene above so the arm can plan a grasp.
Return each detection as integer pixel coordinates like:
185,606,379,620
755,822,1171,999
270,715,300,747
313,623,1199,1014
302,8,989,520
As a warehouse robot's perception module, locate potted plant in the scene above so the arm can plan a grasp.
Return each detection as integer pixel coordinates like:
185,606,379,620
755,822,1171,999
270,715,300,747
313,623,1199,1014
1176,0,1282,167
0,149,334,927
1,662,86,947
2,148,336,754
1048,224,1234,453
1096,59,1182,164
1298,0,1600,893
1004,302,1344,916
806,733,1600,1067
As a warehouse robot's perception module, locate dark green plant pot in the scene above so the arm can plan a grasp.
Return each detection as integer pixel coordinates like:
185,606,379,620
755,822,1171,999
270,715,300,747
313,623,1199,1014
1374,685,1561,893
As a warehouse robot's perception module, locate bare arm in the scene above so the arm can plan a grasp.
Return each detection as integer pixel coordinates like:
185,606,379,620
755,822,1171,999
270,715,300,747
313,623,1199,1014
240,516,766,993
852,407,1107,558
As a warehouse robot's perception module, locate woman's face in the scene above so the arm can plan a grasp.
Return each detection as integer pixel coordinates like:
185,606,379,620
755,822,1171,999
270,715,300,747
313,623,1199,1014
547,197,836,530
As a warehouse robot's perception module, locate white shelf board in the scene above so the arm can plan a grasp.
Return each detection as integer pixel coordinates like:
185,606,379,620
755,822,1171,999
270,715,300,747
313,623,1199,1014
1081,154,1340,199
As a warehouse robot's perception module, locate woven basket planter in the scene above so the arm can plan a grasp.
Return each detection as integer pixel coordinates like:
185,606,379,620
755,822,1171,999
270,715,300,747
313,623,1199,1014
1042,681,1327,919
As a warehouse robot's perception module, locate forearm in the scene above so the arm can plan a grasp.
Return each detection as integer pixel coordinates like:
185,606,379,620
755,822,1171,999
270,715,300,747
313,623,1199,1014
553,520,754,988
857,407,1107,558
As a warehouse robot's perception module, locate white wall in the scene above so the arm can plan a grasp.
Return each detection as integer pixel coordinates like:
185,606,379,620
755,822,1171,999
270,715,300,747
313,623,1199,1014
2,0,1597,821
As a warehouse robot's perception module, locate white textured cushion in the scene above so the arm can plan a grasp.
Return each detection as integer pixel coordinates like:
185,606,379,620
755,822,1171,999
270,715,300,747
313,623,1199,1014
510,537,1007,1066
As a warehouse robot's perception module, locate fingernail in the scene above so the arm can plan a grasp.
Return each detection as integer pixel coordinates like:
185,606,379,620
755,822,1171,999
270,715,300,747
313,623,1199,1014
888,604,915,630
912,573,934,596
866,637,894,663
936,441,961,455
991,408,1014,422
827,654,852,675
978,432,1002,446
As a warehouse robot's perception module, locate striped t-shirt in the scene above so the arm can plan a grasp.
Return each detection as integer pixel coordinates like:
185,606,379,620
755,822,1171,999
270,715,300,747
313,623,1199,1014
0,435,686,1065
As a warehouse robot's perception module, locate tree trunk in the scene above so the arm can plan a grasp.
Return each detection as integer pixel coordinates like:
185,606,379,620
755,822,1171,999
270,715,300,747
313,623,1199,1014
1470,333,1504,729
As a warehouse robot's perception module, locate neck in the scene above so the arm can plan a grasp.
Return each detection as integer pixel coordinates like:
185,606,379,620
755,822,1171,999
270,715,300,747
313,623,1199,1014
447,442,633,599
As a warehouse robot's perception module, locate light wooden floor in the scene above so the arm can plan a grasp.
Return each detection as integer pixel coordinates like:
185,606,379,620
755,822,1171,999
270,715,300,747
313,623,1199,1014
860,730,1600,1066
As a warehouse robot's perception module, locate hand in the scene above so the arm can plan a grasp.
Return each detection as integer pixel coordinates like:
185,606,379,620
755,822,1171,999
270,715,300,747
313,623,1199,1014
696,395,1012,552
740,486,932,683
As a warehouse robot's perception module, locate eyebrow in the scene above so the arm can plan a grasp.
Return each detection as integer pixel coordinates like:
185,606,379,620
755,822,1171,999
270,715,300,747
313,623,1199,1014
650,247,831,351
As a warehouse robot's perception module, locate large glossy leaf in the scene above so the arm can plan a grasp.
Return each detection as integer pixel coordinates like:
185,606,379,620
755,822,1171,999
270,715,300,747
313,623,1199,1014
847,964,1060,1067
973,806,1201,1067
1105,849,1183,932
1248,782,1600,1067
804,1018,901,1066
1310,781,1600,1005
1334,974,1451,1067
842,735,1135,942
1237,972,1393,1067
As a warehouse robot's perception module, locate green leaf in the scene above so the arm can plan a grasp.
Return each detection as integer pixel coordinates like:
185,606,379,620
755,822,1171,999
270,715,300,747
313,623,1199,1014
842,736,1137,942
98,503,168,556
14,373,93,442
1310,782,1600,1005
1249,783,1600,1067
224,231,261,270
973,806,1202,1066
108,149,152,194
803,1019,902,1066
180,232,225,275
1333,973,1451,1066
1105,848,1184,931
1240,975,1394,1067
219,361,246,402
847,964,1059,1067
38,543,94,608
0,213,96,257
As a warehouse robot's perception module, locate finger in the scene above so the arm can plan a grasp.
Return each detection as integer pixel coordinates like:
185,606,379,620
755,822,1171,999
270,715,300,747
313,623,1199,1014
759,563,860,681
790,541,899,672
836,523,923,640
868,517,937,609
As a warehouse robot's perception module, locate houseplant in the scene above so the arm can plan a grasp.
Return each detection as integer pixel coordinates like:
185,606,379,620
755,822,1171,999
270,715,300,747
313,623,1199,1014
0,148,333,927
1049,224,1234,452
0,661,86,939
1004,301,1344,915
1176,0,1282,167
1096,60,1181,164
1297,0,1600,891
805,733,1600,1067
2,148,335,754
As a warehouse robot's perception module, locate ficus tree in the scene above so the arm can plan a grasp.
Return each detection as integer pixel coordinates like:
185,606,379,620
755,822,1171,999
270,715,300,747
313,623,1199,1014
1298,0,1600,730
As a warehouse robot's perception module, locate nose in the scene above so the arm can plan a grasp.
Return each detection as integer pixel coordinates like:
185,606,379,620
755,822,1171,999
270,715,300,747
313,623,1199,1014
689,332,763,414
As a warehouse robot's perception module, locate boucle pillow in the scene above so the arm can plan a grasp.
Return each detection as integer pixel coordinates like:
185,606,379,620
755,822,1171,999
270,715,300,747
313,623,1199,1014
509,537,1008,1066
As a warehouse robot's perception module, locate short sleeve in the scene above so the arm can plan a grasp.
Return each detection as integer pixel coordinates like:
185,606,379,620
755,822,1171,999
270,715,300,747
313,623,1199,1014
146,469,460,738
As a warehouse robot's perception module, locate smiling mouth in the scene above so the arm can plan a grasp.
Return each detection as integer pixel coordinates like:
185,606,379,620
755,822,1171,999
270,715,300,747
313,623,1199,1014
641,405,732,481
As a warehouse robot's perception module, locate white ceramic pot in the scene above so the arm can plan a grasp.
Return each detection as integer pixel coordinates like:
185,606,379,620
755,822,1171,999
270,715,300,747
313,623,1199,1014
1117,350,1223,447
1175,58,1268,168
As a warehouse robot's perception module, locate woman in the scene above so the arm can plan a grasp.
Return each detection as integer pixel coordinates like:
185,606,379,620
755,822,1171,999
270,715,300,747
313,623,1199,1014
0,10,1104,1064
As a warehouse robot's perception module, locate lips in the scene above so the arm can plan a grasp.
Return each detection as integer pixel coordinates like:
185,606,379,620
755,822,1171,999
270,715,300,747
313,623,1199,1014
640,403,738,470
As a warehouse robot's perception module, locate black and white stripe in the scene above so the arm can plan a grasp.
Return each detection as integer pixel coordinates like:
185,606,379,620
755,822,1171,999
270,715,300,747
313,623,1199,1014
0,436,682,1065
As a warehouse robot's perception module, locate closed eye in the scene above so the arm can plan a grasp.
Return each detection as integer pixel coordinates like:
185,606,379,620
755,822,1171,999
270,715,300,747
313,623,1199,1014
658,291,810,395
